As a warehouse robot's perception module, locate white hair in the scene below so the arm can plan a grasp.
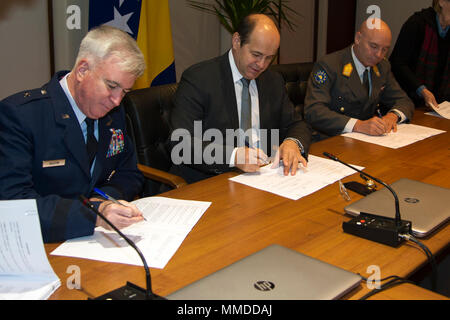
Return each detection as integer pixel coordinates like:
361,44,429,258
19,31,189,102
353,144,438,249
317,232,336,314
74,25,145,78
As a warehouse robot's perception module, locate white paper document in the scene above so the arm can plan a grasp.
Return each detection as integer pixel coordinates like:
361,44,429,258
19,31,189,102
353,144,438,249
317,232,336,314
229,155,363,200
51,197,211,269
429,101,450,119
425,111,442,118
0,200,61,300
341,123,445,149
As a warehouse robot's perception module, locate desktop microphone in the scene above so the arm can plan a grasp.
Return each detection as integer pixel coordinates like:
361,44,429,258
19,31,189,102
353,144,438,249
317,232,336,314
79,195,165,300
323,152,412,247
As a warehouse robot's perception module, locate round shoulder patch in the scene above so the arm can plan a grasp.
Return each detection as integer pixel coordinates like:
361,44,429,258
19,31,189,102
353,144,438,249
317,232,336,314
313,70,328,85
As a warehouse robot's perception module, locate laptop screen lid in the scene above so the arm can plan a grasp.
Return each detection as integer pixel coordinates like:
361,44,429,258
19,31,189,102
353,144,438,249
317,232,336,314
344,178,450,237
167,244,361,300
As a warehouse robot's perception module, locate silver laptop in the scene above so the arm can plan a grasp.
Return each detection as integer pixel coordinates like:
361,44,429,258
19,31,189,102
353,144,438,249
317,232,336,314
345,178,450,237
167,244,361,300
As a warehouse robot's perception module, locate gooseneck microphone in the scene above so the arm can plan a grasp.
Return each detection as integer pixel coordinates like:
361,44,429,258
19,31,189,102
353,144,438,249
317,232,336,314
323,152,401,226
79,195,164,300
323,152,412,247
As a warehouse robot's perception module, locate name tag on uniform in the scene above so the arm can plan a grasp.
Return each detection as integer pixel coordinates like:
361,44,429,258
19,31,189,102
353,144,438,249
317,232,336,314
42,159,66,168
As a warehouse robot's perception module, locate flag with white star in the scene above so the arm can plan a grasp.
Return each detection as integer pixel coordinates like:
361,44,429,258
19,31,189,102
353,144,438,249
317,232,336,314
89,0,176,88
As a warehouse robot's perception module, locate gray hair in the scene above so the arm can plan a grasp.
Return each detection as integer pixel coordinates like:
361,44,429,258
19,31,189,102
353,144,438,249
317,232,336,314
74,25,145,78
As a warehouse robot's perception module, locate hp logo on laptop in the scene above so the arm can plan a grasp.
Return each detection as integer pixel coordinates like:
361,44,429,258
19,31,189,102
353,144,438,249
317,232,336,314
254,281,275,292
404,197,420,204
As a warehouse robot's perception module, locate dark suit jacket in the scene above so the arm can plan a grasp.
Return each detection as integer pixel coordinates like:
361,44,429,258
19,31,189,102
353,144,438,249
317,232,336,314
169,52,311,183
304,46,415,138
0,71,144,243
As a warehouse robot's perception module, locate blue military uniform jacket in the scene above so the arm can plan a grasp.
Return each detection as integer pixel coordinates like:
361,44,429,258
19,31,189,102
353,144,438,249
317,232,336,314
0,71,144,242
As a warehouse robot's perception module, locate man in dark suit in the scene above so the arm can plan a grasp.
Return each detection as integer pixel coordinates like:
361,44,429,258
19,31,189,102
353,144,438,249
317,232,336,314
169,14,311,183
304,18,414,140
0,26,145,243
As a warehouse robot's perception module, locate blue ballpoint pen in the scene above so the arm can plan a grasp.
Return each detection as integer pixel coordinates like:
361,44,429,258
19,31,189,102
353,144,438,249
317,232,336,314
94,188,121,204
93,188,147,221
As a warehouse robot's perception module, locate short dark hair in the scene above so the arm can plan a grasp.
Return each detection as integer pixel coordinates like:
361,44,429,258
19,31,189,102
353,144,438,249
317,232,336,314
235,14,258,46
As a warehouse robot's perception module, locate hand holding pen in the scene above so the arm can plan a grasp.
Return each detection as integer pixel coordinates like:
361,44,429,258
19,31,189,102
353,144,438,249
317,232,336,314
234,146,269,173
93,188,146,229
353,110,396,136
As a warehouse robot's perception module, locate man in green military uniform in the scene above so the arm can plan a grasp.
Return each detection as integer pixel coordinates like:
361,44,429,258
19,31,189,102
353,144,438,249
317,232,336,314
304,18,414,140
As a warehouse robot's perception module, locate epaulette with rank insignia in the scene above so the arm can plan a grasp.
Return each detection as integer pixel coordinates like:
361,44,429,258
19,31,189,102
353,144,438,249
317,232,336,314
11,87,50,106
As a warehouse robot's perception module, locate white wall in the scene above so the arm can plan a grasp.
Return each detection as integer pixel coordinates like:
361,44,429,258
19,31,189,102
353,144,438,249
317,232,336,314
0,0,50,99
279,0,316,63
52,0,89,72
173,0,317,67
169,0,221,81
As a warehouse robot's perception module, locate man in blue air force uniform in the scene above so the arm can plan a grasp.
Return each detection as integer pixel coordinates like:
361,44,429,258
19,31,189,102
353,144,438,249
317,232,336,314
0,26,146,242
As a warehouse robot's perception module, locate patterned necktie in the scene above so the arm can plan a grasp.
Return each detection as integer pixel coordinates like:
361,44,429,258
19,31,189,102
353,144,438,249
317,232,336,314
85,118,97,168
240,78,252,146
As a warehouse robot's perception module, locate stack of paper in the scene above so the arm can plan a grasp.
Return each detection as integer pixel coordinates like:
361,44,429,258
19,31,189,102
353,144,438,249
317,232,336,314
0,200,60,300
51,197,211,269
229,155,363,200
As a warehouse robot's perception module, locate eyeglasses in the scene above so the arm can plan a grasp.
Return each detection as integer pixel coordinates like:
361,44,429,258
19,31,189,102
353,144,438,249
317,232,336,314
339,180,351,201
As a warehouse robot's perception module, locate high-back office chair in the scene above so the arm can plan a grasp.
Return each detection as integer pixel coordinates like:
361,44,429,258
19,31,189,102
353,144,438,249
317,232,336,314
123,62,315,195
122,83,187,196
269,62,314,117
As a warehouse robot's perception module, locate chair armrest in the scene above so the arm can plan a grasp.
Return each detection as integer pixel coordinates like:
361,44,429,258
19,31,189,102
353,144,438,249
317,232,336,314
137,163,187,189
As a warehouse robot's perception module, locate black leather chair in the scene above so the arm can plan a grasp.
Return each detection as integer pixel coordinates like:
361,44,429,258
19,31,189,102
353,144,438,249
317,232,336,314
123,62,314,195
269,62,314,117
122,83,187,196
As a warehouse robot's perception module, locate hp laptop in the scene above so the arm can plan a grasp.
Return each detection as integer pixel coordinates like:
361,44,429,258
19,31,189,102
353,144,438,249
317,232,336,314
167,244,361,300
345,178,450,237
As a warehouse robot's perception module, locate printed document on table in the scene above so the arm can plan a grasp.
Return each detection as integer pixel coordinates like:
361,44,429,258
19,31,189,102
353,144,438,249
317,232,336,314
431,101,450,119
426,101,450,119
0,200,61,300
341,123,445,149
229,155,363,200
51,197,211,269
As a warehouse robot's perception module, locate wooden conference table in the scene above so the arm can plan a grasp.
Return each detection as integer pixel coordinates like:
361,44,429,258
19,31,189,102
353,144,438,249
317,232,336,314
47,110,449,300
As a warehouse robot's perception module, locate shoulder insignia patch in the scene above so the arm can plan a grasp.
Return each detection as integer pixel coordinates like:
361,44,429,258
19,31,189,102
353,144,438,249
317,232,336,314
342,63,353,77
313,70,328,85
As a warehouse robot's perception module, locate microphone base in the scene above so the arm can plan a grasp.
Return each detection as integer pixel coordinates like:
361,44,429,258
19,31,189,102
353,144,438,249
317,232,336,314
343,212,412,247
90,282,166,300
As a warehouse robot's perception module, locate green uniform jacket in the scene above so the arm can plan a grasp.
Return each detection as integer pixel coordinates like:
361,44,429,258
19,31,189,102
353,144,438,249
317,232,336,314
304,46,414,138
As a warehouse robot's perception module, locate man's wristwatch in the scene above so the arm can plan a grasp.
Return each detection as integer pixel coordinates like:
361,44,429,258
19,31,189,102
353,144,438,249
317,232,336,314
284,137,304,155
